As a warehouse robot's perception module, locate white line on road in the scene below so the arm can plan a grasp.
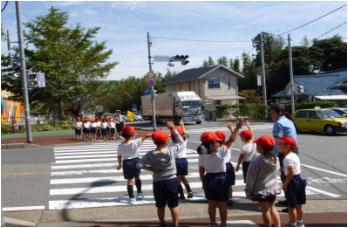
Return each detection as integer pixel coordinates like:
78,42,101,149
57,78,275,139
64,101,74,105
2,205,45,211
306,186,340,198
55,153,199,160
301,163,347,178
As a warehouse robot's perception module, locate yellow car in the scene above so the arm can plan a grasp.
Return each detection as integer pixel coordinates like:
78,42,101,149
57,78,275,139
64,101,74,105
293,108,347,135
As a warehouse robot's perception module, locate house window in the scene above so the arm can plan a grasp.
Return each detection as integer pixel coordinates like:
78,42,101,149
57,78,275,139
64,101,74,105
208,79,220,89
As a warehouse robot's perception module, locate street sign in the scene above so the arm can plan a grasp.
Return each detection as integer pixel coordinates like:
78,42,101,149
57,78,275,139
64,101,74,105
131,103,137,112
257,75,261,87
36,72,46,88
148,78,155,87
147,71,155,79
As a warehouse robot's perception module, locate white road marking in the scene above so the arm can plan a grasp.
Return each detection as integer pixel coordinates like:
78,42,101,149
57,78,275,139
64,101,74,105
51,162,118,170
2,205,45,211
306,186,340,198
55,153,199,160
51,169,121,176
301,163,347,177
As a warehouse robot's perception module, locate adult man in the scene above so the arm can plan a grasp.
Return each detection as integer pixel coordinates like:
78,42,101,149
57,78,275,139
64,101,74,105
115,110,126,139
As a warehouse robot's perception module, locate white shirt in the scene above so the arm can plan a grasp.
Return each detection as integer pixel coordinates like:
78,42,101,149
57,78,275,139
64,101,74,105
101,122,108,129
83,122,90,128
91,122,97,128
199,147,229,173
283,152,301,176
117,138,142,160
170,139,187,158
239,143,258,162
115,115,125,123
224,148,232,163
109,121,116,128
97,121,101,127
75,121,82,129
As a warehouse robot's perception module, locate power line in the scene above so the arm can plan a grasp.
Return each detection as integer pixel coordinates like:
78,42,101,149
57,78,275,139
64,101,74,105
315,21,347,39
1,1,9,12
276,3,346,36
153,36,251,43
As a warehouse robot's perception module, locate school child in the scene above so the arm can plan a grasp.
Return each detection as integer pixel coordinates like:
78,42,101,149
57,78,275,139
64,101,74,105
117,125,151,204
82,117,91,141
75,116,82,141
236,120,259,183
170,120,193,200
137,122,184,227
90,118,98,141
115,110,125,139
101,118,108,140
245,135,281,227
109,118,116,140
278,136,306,227
198,122,240,226
214,120,241,206
96,117,102,139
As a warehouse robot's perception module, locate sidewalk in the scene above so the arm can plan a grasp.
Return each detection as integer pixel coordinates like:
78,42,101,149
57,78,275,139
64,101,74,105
3,200,346,227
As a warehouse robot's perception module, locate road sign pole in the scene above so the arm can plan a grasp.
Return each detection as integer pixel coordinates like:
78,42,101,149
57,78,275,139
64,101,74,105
260,35,268,120
147,32,157,130
16,1,33,143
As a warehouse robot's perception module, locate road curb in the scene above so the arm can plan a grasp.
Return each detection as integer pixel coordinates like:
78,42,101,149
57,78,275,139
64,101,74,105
1,143,41,150
2,216,37,227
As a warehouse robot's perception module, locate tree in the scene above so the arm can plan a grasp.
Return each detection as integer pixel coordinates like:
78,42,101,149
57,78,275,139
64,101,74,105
301,36,310,47
217,56,228,67
202,60,209,68
229,58,234,69
24,7,117,119
207,56,215,66
232,58,240,73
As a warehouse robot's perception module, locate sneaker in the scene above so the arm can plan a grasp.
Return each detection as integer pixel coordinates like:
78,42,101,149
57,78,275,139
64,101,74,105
136,192,144,200
296,221,305,227
128,198,136,205
208,223,217,227
187,192,193,198
284,222,296,227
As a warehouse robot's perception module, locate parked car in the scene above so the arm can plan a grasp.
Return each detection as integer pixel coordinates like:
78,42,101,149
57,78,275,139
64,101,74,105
331,107,347,117
293,108,347,135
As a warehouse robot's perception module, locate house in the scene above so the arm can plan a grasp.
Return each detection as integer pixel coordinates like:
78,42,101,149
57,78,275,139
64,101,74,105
272,69,347,106
163,65,245,108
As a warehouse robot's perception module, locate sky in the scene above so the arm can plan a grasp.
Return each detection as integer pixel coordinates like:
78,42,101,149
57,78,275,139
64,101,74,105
1,1,347,80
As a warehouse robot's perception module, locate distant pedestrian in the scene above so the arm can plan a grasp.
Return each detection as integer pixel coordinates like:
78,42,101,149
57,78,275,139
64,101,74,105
137,122,184,226
279,136,306,227
245,135,281,227
236,120,259,183
96,117,102,139
75,116,82,141
90,118,98,141
270,104,298,207
101,118,108,141
115,110,126,139
117,125,151,205
109,118,116,140
82,117,91,141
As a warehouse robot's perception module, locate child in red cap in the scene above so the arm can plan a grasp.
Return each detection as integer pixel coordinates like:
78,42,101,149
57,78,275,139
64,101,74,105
75,116,82,141
279,136,306,227
101,117,108,141
82,117,91,141
236,120,259,183
198,120,241,226
90,118,98,141
245,135,281,227
117,125,151,205
137,122,185,226
170,119,193,200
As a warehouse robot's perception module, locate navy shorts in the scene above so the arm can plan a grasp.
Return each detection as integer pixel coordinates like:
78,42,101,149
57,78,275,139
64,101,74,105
83,128,90,134
153,178,179,208
75,128,81,135
226,162,235,186
122,157,141,179
203,172,229,201
116,123,124,132
101,128,107,136
252,194,276,203
285,175,306,208
90,127,96,134
110,128,115,134
242,161,250,183
176,158,188,176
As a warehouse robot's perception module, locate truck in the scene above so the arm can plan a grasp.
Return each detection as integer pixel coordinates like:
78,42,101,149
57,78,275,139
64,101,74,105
141,91,205,124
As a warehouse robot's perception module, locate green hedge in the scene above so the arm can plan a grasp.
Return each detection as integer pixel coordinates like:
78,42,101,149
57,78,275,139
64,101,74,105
2,121,74,134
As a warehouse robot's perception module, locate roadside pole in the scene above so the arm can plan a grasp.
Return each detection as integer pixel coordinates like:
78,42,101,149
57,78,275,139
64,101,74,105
147,32,157,130
16,1,33,143
288,34,295,114
260,35,268,120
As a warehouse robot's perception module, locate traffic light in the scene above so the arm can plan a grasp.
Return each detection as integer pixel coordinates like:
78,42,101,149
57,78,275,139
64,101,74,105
169,55,189,65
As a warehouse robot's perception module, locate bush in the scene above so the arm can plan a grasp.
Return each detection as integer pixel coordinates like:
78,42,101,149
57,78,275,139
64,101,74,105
32,124,55,132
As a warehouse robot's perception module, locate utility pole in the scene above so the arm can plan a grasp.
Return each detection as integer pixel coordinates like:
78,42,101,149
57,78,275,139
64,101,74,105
147,32,157,130
16,1,32,143
260,35,268,120
288,34,295,114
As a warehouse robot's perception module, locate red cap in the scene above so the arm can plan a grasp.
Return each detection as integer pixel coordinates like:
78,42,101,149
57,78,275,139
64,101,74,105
215,131,226,142
239,129,253,140
152,129,170,143
200,132,219,143
174,126,185,136
279,136,297,150
122,125,136,135
76,116,81,120
254,135,275,149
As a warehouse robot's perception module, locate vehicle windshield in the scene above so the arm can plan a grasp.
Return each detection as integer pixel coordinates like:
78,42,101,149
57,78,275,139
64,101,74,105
319,109,343,118
181,100,202,109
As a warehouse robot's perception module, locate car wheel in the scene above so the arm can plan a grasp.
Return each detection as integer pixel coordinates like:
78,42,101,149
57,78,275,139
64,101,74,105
196,120,202,124
324,125,336,135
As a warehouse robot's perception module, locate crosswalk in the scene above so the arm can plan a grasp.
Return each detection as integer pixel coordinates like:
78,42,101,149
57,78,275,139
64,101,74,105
50,139,325,210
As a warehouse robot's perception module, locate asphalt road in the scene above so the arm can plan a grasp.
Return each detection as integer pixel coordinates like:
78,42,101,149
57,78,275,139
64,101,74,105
1,121,346,211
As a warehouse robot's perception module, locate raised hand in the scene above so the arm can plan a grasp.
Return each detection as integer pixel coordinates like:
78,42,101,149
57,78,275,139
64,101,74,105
166,121,175,131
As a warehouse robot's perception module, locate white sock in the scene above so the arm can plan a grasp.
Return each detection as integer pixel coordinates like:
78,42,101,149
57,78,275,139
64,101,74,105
296,220,303,223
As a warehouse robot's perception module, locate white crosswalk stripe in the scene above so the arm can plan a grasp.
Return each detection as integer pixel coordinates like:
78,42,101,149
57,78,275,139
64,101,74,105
49,140,338,210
